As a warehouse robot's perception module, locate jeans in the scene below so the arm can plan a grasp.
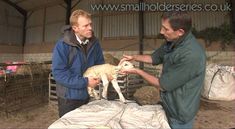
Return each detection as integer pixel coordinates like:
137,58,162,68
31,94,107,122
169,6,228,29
169,117,195,129
57,97,89,118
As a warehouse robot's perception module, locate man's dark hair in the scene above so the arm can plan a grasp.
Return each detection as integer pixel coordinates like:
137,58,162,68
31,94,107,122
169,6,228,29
161,11,192,33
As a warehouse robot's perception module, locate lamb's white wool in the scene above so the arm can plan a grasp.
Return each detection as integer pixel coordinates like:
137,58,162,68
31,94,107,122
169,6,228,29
83,61,134,102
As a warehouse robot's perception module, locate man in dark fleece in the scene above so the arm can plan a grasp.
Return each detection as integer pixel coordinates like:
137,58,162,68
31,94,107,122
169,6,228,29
120,11,206,129
52,9,104,117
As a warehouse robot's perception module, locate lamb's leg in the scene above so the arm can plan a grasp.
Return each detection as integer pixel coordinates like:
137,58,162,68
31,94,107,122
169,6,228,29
88,86,100,100
93,87,100,100
101,74,109,99
111,79,126,103
88,87,94,98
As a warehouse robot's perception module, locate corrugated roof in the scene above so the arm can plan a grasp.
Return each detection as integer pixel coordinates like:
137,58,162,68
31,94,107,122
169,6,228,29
7,0,65,12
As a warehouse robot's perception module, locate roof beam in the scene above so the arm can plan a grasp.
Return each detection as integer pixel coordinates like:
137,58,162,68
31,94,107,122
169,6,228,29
26,0,65,12
71,0,81,9
138,0,144,69
2,0,27,16
64,0,72,25
231,0,235,33
15,0,28,4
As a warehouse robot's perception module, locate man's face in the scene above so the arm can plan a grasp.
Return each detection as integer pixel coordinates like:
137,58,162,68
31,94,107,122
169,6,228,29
73,16,92,40
160,19,183,42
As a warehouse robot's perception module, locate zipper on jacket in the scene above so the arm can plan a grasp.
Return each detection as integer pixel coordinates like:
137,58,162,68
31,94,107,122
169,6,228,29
86,42,96,61
79,41,97,73
79,45,87,73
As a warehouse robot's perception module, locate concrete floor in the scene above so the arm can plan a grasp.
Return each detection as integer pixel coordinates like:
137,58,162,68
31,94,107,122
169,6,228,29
193,98,235,129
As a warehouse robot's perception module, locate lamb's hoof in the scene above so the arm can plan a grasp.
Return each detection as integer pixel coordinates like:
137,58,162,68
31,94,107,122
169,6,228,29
102,94,107,99
120,99,126,103
123,100,135,104
101,96,108,100
95,97,101,100
94,96,100,100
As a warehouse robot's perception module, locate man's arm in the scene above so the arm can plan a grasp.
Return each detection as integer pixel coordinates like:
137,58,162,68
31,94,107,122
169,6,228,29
121,68,160,89
119,54,153,65
132,55,153,64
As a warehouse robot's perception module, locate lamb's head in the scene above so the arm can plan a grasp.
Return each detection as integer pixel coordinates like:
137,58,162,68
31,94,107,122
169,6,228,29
116,61,134,71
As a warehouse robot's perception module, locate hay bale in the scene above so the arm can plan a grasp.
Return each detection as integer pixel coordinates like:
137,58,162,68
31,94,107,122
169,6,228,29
15,65,31,75
15,64,45,75
42,63,51,72
133,86,160,105
29,64,44,75
104,53,120,65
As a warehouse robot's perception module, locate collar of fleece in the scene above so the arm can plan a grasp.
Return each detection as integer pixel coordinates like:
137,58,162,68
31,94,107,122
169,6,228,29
61,25,97,50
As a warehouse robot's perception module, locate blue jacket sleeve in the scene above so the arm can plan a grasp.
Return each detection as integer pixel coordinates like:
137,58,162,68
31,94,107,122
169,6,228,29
52,41,88,89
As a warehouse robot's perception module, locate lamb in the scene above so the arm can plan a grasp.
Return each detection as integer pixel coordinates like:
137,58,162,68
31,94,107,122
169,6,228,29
83,61,134,103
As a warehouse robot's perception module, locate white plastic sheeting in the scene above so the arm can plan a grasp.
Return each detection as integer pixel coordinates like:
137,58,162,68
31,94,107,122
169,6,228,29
48,100,170,129
202,64,235,101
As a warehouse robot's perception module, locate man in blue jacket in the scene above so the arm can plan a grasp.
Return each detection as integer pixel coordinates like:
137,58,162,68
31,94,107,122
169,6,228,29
120,11,206,129
52,9,104,117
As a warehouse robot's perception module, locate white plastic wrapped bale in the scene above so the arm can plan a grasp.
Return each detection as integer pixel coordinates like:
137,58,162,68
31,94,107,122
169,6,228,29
48,100,170,129
202,64,235,101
